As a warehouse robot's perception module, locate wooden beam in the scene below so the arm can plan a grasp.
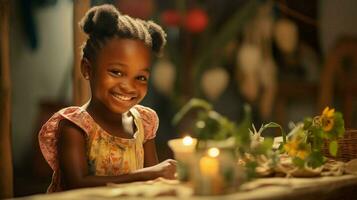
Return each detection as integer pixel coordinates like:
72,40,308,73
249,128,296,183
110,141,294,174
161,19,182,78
0,0,13,198
73,0,90,105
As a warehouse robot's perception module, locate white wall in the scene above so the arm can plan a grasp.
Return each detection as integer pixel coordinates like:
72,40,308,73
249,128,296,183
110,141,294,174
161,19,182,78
319,0,357,55
10,1,73,166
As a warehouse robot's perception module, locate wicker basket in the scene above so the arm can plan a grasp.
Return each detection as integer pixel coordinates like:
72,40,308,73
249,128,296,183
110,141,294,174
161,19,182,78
323,130,357,162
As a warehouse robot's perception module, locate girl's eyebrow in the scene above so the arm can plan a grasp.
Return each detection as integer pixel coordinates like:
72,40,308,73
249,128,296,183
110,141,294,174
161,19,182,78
107,62,127,67
107,62,151,72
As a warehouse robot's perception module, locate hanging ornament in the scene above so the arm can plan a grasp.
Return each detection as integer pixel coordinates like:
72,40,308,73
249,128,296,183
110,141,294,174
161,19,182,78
274,18,298,54
160,9,181,27
236,44,262,102
184,8,208,33
201,67,229,101
152,59,176,96
237,44,261,73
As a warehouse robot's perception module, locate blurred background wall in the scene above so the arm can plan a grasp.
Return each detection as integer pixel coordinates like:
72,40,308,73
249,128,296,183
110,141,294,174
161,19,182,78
11,0,73,168
3,0,357,197
320,0,357,54
9,0,73,195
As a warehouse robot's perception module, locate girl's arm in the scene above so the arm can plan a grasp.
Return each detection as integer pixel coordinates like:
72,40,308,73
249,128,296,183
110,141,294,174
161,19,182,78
143,139,159,167
58,119,176,190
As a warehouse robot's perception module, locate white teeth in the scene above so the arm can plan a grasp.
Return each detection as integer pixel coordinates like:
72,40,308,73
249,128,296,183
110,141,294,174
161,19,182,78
113,94,132,101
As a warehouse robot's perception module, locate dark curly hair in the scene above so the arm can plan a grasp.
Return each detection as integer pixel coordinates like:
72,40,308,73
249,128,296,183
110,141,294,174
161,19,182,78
79,4,167,63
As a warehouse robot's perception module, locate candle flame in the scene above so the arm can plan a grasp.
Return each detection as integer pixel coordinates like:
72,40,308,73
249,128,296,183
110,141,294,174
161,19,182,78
182,136,193,146
207,147,220,157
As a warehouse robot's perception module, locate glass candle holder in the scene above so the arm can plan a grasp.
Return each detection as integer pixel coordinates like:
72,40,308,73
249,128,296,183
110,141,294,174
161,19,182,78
193,146,244,195
168,136,197,182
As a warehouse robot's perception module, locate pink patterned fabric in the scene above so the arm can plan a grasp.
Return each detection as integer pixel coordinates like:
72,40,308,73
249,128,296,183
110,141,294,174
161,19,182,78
134,105,159,140
38,104,159,193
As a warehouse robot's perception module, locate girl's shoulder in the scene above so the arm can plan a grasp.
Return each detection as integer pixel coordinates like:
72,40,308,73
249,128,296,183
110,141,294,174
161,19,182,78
39,106,93,140
131,105,159,141
38,106,83,171
57,106,94,133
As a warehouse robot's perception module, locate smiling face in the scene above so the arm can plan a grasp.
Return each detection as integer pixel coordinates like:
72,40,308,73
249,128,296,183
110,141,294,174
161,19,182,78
84,37,151,114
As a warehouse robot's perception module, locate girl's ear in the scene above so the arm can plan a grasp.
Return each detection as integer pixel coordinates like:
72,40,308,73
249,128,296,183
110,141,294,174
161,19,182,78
81,58,92,80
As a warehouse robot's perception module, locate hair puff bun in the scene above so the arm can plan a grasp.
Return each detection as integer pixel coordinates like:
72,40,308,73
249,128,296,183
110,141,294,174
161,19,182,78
145,21,167,55
80,4,120,37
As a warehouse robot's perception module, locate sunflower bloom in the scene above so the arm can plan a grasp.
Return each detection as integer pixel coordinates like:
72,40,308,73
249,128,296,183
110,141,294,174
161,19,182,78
284,138,309,159
284,140,298,157
322,107,335,118
321,107,335,131
322,117,334,131
296,150,308,159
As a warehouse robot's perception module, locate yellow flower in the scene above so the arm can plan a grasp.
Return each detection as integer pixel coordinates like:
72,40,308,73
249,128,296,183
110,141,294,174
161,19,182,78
296,150,308,160
284,140,298,156
284,138,309,159
321,107,335,131
322,117,334,132
322,107,335,118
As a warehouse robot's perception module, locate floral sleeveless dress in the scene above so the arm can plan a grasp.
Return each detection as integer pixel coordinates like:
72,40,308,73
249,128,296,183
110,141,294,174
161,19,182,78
38,104,158,192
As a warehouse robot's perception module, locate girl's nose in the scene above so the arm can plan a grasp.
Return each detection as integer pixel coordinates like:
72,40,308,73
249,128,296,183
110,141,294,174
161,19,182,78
119,79,136,93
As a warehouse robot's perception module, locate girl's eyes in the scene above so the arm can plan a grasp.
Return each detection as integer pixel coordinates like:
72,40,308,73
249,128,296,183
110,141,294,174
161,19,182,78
136,76,148,82
109,70,148,82
109,70,123,77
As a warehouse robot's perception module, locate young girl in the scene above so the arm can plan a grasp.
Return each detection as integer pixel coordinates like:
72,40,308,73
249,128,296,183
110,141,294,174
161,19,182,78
39,4,176,192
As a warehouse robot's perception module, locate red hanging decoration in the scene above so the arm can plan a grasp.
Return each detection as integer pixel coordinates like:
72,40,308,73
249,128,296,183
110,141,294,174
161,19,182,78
160,9,181,27
184,8,208,33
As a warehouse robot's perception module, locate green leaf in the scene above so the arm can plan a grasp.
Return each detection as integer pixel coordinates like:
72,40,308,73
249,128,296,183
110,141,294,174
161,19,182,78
262,122,286,143
194,113,220,140
333,112,345,138
172,98,212,125
245,161,258,180
252,138,273,155
329,140,338,157
292,157,305,168
235,104,252,147
303,117,313,128
312,128,324,151
307,151,324,168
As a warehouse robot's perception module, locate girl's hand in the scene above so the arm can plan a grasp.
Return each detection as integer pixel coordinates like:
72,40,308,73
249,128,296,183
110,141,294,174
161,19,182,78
150,159,177,179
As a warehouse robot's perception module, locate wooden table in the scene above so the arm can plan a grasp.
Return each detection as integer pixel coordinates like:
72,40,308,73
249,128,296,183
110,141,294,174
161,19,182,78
13,174,357,200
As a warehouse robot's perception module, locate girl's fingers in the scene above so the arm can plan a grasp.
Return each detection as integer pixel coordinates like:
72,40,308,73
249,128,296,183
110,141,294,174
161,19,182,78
167,159,177,165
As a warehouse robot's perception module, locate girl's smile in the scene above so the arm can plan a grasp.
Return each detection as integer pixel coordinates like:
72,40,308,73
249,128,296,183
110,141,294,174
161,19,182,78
110,91,137,105
111,93,135,101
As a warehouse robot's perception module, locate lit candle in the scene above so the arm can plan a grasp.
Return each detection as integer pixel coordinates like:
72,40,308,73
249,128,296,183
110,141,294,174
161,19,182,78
168,136,197,155
199,147,220,176
195,147,225,195
168,136,197,181
183,136,194,146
